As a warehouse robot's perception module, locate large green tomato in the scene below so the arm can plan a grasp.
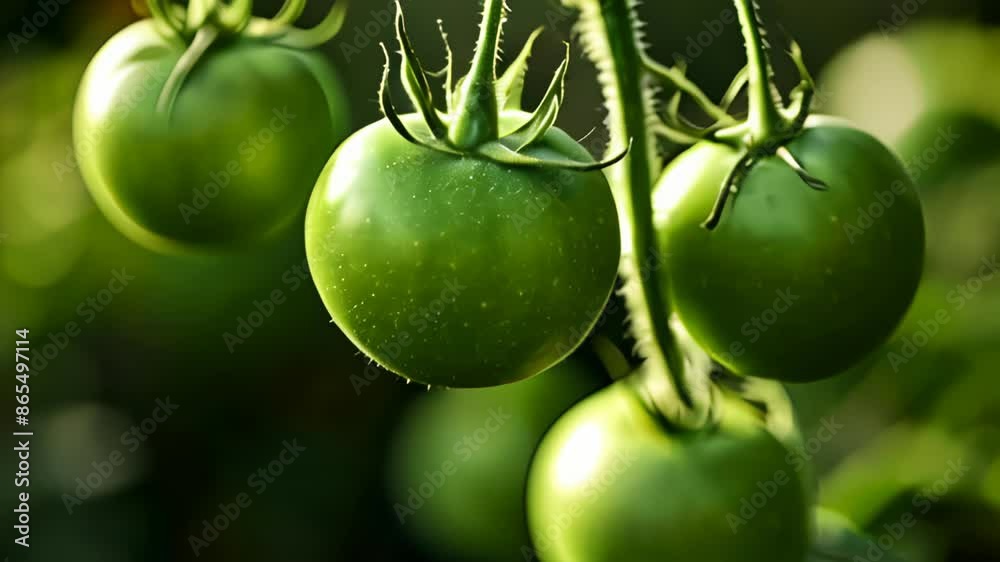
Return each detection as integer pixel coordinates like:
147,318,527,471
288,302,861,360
526,381,809,562
74,20,349,252
306,113,621,388
654,117,925,382
386,356,604,562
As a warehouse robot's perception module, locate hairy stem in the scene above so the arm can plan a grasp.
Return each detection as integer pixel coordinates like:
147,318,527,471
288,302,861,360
732,0,783,145
448,0,504,148
567,0,702,423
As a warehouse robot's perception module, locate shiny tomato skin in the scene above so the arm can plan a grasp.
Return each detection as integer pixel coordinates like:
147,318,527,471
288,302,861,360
306,113,621,388
74,20,349,252
526,381,810,562
654,117,925,382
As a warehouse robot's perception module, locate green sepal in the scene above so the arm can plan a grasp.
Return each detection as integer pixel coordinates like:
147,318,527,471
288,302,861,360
147,0,185,35
720,64,749,113
782,40,816,133
378,43,420,145
496,27,544,111
476,140,630,172
776,146,828,191
428,20,456,113
217,0,253,35
272,0,306,25
393,2,449,141
502,43,570,151
270,0,348,49
702,150,755,230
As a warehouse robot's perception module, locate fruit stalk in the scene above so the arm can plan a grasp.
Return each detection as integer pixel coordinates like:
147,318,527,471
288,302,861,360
448,0,504,148
567,0,707,425
732,0,783,145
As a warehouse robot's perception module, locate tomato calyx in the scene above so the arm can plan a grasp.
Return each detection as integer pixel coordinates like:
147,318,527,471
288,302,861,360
643,0,833,230
138,0,348,116
377,0,629,171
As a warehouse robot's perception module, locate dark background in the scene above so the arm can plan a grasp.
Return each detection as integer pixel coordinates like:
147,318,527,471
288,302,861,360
2,0,1000,561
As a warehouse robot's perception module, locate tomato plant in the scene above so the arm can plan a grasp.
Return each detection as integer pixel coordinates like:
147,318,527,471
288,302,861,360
527,381,809,562
74,0,350,252
306,0,621,388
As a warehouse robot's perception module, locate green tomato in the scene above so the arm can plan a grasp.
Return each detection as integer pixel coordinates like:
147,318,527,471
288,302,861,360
306,112,621,388
386,356,604,562
74,19,349,252
526,381,809,562
895,109,1000,191
654,117,925,382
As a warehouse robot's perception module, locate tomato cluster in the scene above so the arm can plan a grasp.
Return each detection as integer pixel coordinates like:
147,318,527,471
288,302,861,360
74,1,930,561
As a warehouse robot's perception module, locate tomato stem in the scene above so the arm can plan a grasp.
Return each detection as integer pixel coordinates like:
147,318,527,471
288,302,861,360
568,0,709,428
156,25,220,116
732,0,784,146
186,0,218,30
448,0,503,149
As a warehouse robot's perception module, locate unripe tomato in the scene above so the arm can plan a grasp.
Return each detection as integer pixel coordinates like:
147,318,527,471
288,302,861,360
895,109,1000,191
527,381,810,562
386,356,604,562
306,113,620,388
654,117,925,382
75,20,349,252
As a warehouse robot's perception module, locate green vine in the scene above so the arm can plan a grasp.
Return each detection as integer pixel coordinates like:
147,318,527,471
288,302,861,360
565,0,714,430
563,0,836,428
